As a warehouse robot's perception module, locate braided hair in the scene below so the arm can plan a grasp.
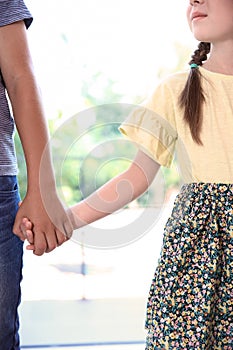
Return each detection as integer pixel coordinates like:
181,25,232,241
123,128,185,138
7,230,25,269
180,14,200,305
179,42,211,144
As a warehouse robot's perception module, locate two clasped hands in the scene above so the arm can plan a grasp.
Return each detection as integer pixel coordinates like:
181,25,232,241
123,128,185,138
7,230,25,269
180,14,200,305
13,187,76,256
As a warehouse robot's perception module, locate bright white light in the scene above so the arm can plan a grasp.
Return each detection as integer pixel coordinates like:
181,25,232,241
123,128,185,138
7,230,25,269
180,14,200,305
25,0,196,118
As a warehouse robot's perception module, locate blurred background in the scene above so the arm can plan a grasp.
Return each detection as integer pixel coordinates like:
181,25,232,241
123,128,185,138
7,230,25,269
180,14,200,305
16,0,197,348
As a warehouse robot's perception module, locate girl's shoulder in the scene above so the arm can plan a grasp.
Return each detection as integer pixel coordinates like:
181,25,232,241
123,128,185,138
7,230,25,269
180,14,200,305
152,70,189,99
160,70,189,89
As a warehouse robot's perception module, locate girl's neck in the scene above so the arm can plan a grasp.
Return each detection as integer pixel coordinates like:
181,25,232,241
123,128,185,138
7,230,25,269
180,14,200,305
203,42,233,75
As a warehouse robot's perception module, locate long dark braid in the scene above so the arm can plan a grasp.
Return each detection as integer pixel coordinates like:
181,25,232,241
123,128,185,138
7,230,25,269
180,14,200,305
179,42,211,145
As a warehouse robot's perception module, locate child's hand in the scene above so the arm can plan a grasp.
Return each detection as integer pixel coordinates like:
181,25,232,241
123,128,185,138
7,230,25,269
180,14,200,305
20,217,35,251
14,190,73,255
18,201,34,250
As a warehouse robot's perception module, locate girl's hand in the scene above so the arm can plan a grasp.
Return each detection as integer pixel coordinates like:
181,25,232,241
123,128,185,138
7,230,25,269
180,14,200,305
20,217,35,251
18,201,34,248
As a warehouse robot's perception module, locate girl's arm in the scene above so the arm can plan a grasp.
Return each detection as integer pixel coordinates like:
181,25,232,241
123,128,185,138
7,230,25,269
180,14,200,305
22,149,160,249
0,21,72,255
70,149,160,228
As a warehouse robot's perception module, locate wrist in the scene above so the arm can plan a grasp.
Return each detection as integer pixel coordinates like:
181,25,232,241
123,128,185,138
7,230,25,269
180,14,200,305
67,206,87,230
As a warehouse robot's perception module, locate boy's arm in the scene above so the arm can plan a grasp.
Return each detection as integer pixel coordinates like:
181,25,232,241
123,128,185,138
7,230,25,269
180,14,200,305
0,21,72,255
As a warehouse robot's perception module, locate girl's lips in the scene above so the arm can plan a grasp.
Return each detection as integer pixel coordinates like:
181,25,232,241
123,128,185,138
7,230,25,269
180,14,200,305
191,12,207,21
193,16,207,22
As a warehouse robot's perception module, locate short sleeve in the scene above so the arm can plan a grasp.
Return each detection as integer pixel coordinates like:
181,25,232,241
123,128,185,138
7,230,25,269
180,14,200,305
119,80,178,168
0,0,33,28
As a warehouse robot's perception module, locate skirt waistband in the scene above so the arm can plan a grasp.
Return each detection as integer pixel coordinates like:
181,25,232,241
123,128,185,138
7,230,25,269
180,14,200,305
175,183,233,217
181,183,233,198
182,182,233,190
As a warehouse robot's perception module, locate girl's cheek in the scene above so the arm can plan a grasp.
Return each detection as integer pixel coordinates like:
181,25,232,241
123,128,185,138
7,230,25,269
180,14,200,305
186,6,192,29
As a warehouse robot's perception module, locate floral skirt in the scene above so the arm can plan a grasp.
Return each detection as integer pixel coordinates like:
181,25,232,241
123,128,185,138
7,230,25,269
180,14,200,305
145,183,233,350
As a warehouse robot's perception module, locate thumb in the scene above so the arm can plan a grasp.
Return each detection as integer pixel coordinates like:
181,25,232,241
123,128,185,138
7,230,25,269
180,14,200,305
13,212,26,241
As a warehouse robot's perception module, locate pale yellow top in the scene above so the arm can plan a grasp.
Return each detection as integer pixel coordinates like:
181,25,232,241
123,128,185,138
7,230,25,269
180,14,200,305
119,67,233,183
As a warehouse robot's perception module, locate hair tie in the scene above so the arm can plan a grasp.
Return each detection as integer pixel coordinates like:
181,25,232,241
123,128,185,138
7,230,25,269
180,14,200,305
190,63,199,69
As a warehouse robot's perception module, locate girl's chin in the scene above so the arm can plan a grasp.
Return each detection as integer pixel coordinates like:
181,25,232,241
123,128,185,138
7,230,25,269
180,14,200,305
193,34,211,43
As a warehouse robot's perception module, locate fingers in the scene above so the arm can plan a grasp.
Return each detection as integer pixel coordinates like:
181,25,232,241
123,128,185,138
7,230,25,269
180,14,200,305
20,219,49,256
26,243,35,251
18,213,72,255
43,230,58,254
25,230,34,245
56,229,68,246
13,220,26,241
19,218,34,247
33,228,67,255
20,218,33,239
20,220,68,255
20,217,57,255
33,230,48,256
44,228,68,253
13,206,32,242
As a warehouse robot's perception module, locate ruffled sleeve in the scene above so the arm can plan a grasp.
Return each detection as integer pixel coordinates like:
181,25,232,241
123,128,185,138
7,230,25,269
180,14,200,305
119,79,178,168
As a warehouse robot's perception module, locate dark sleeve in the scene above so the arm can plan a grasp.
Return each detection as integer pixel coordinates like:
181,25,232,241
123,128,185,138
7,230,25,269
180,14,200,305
0,0,33,28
